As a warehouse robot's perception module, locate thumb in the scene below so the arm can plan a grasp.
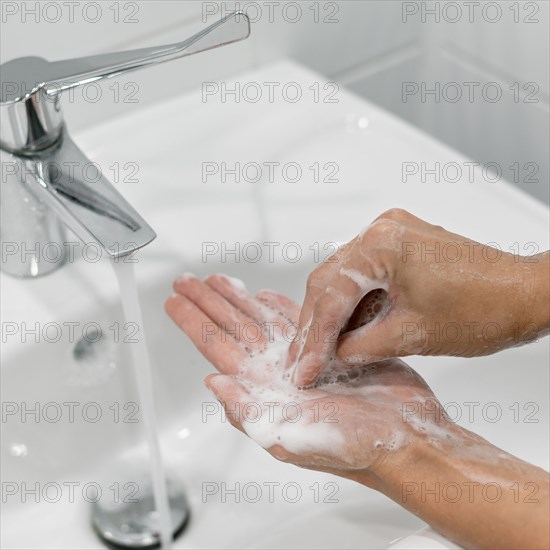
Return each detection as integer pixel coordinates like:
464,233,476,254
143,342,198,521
336,309,412,363
293,288,394,386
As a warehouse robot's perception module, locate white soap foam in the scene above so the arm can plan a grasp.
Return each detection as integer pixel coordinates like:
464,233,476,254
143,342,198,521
339,268,387,294
224,275,247,291
212,275,518,473
224,320,417,466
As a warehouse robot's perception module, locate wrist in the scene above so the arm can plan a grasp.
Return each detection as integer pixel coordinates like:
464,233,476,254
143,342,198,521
364,423,549,550
371,425,460,499
355,417,464,494
362,420,502,501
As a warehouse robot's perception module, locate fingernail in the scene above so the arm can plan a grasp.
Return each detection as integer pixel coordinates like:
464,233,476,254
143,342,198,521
175,272,196,284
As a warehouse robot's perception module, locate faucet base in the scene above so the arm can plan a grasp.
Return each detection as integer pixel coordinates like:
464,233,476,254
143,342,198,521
1,148,69,277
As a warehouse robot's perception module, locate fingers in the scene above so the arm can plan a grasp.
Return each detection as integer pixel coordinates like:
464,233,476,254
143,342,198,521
249,289,299,348
293,250,388,387
174,274,266,352
336,308,415,363
342,289,388,333
205,274,267,326
168,274,301,376
374,208,469,252
292,217,409,386
255,289,300,323
165,294,246,374
205,277,300,344
287,240,354,366
373,208,426,228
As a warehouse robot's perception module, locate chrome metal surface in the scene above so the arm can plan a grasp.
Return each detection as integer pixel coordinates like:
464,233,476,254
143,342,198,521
0,12,251,277
91,474,190,549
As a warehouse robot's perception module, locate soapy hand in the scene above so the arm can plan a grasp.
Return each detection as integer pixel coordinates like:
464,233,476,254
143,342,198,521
165,272,550,550
165,273,444,485
291,208,550,387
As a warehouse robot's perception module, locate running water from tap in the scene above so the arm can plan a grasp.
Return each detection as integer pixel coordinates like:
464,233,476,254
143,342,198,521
112,259,172,549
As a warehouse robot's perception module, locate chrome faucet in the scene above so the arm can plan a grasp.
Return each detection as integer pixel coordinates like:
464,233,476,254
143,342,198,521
0,12,251,277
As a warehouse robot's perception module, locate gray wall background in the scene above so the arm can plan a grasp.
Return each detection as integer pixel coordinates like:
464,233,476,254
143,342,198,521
2,1,548,203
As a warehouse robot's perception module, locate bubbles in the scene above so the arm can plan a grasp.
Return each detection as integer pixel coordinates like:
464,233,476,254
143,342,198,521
229,290,405,460
343,288,389,333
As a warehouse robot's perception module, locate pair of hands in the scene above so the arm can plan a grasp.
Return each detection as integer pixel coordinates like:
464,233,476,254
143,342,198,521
165,209,548,478
165,271,441,486
165,209,550,549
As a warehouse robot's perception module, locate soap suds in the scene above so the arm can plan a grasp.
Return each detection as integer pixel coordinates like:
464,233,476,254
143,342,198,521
204,276,511,472
212,288,412,467
339,268,387,294
343,288,390,333
225,275,246,292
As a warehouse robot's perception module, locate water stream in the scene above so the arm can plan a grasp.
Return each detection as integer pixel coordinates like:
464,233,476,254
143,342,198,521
112,259,172,549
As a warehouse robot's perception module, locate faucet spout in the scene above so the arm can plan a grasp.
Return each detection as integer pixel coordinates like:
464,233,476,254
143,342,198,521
0,132,156,277
32,133,156,255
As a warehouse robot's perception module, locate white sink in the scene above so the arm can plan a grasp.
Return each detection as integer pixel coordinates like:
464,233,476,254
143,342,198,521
1,60,548,549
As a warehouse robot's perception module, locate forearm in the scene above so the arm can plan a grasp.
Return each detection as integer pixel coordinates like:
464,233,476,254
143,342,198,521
372,427,549,549
529,251,550,336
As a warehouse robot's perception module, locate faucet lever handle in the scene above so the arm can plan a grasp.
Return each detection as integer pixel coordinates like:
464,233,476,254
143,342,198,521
1,11,250,104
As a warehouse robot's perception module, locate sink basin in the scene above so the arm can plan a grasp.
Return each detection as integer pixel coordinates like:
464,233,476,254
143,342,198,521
1,60,548,549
